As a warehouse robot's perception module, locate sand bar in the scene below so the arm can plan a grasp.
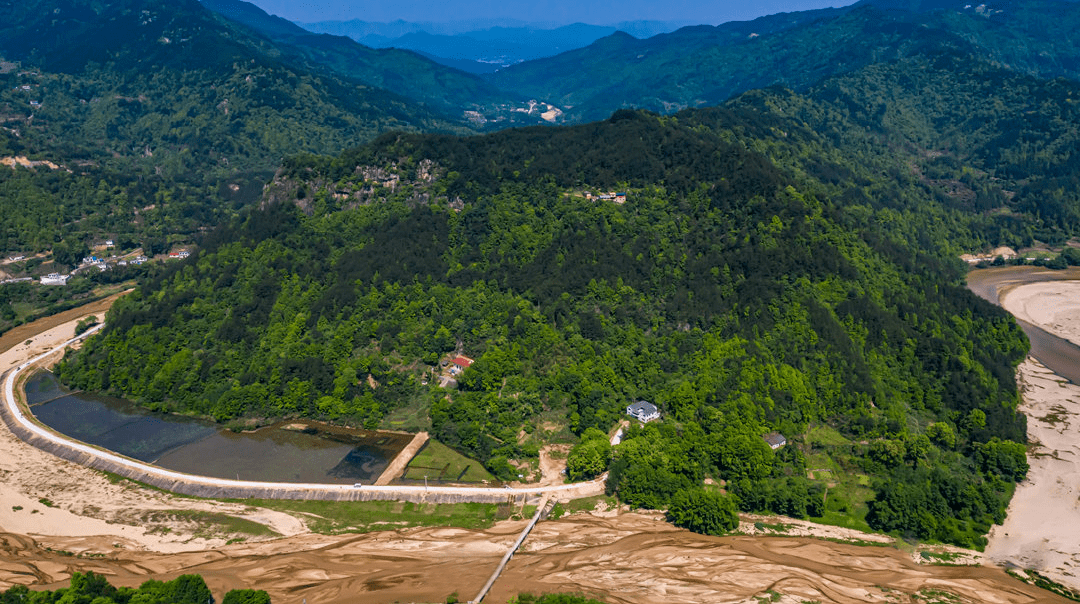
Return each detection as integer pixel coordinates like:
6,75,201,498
982,274,1080,592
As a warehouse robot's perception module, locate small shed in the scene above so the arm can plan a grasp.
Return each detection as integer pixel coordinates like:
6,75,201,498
763,432,787,450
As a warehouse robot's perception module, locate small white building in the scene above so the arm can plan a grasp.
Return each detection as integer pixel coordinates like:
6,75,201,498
763,432,787,450
40,273,69,286
626,400,660,423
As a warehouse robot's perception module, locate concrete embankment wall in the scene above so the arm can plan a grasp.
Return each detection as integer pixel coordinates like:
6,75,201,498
0,370,525,505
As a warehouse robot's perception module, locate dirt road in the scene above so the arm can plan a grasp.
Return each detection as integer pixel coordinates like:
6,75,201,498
373,431,428,486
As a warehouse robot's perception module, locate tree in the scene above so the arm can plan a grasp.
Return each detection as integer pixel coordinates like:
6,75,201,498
567,438,611,481
666,488,740,535
926,422,956,449
975,438,1029,481
222,589,272,604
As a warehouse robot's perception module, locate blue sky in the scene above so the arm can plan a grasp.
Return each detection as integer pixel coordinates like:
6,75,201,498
249,0,858,25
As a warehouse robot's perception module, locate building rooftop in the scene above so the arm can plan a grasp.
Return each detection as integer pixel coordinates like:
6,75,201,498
628,400,658,415
763,432,787,448
451,356,474,368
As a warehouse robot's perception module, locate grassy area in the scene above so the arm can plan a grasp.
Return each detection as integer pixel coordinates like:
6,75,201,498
380,398,432,432
404,439,496,483
752,521,792,534
244,499,513,534
810,510,875,533
1007,569,1080,602
565,495,619,514
140,509,280,540
805,425,852,447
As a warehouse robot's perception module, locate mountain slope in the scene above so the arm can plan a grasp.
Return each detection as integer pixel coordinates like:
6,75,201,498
0,0,471,259
197,0,537,124
488,0,1080,123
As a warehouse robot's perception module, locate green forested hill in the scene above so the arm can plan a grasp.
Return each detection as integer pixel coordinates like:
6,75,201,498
58,53,1073,546
0,0,473,257
487,0,1080,123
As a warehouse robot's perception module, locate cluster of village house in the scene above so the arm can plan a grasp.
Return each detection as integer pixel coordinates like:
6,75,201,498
585,191,628,204
431,355,474,388
4,241,190,287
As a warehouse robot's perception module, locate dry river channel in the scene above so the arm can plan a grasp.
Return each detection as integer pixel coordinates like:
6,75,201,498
0,286,1074,603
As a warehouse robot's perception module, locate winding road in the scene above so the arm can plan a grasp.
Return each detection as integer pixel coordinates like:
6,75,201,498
2,322,605,504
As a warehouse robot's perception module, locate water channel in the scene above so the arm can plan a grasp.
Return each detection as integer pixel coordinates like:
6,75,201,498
966,265,1080,384
23,372,411,484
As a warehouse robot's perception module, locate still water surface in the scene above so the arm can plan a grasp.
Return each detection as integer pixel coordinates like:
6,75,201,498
24,372,410,484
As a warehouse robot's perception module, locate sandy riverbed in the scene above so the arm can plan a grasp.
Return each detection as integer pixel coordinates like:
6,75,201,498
984,282,1080,591
1002,281,1080,348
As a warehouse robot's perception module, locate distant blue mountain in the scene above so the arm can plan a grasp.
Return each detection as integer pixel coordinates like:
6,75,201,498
298,19,692,66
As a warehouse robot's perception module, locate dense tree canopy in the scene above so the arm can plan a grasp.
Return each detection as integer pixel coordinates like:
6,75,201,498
667,488,741,536
0,572,269,604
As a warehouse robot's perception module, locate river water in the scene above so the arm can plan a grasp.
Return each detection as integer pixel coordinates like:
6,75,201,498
966,265,1080,384
23,372,411,484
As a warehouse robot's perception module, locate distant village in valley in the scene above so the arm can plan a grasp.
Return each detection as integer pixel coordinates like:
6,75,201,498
1,239,193,287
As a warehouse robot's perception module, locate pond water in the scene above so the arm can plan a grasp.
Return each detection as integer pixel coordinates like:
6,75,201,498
23,372,411,484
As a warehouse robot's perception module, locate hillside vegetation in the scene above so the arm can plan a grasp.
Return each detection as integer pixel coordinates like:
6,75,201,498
0,0,473,258
56,51,1077,546
488,0,1080,123
196,0,538,122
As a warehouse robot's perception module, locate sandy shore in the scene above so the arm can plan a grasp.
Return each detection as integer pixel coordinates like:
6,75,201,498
984,282,1080,591
0,510,1069,604
1002,281,1080,348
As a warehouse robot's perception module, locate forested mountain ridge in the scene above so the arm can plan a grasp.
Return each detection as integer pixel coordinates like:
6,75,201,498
57,52,1071,546
196,0,541,124
0,0,477,259
487,0,1080,123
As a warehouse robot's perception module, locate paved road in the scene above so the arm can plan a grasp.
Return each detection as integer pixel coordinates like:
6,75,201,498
2,324,607,501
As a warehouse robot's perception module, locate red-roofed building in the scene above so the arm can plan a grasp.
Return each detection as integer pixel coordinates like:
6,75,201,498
451,356,474,368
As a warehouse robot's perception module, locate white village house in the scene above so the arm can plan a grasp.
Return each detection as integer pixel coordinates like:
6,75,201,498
626,400,660,423
763,432,787,450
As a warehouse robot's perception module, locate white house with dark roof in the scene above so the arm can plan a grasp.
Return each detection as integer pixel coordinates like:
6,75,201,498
626,400,660,423
763,432,787,450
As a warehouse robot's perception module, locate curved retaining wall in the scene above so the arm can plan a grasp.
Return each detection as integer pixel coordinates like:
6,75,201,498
2,327,605,505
